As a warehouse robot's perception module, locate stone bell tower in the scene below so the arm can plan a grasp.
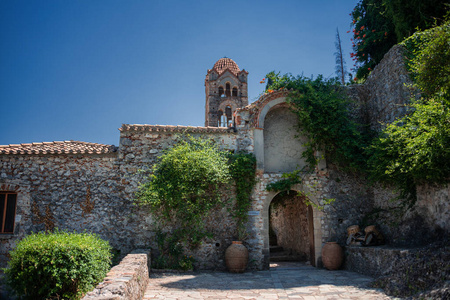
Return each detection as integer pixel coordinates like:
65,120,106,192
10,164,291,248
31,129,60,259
205,57,248,127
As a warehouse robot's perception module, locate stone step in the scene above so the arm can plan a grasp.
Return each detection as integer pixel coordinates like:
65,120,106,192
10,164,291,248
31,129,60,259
269,246,284,253
270,254,305,262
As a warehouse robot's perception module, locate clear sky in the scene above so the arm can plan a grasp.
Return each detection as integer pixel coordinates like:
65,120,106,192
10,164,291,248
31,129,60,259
0,0,358,146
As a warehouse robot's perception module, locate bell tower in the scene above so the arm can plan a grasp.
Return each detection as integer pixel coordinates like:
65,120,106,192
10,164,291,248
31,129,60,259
205,57,248,127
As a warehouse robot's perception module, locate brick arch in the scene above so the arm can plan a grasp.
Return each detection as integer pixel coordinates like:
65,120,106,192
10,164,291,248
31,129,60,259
218,99,238,113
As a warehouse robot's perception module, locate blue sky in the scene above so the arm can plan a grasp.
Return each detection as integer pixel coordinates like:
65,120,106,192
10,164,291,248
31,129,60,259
0,0,358,146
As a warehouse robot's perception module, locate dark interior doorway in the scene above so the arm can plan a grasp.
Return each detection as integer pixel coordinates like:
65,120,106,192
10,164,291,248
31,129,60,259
269,191,314,265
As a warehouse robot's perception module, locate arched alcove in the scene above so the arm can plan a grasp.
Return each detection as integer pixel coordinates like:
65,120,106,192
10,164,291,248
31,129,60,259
259,181,323,268
263,105,308,173
269,190,312,262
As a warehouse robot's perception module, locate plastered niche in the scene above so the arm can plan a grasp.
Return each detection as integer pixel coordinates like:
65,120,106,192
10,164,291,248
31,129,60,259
263,105,307,173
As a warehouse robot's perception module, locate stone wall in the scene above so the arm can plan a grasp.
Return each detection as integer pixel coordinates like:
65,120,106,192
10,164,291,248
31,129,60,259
0,125,247,272
350,45,416,132
82,249,150,300
0,153,135,269
345,44,449,246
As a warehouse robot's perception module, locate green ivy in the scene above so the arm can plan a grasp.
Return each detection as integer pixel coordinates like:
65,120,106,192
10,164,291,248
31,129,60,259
265,72,373,172
266,170,302,193
228,151,257,239
135,136,230,248
135,137,257,263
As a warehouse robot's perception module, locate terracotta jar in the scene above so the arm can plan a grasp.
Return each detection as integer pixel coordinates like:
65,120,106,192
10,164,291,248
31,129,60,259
347,225,360,236
321,242,343,270
225,241,248,273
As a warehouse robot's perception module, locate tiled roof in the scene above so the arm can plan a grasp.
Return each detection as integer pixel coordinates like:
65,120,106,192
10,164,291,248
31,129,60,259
120,124,236,134
0,141,117,155
213,57,240,76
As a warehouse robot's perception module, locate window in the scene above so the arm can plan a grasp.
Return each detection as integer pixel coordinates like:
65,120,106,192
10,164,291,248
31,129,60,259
232,87,238,97
0,192,17,234
218,86,224,97
225,83,231,97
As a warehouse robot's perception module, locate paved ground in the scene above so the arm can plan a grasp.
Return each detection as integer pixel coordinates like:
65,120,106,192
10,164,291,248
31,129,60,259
144,262,400,300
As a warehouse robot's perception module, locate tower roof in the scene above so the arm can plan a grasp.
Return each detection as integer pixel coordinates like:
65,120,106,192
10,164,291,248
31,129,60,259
213,57,240,76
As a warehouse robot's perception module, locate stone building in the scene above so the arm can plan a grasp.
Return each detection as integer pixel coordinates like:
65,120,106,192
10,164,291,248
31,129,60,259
204,58,248,127
1,52,448,271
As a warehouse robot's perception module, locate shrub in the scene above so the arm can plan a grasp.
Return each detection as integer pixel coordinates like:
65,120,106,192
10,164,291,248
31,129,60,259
135,136,231,247
3,230,112,300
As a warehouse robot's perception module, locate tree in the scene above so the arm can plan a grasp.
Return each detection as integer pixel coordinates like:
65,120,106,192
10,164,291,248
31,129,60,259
335,28,347,84
350,0,449,80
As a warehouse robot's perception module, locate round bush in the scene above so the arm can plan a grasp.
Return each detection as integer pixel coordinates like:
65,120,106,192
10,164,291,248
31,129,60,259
3,230,112,299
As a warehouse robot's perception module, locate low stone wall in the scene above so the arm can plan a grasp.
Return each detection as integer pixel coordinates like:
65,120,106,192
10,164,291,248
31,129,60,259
344,245,412,277
82,249,151,300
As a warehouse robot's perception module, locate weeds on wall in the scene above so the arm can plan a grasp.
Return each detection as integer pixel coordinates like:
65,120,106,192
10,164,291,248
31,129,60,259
266,169,335,211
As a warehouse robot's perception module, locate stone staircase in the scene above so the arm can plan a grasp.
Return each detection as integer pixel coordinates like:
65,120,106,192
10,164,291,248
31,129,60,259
269,245,306,262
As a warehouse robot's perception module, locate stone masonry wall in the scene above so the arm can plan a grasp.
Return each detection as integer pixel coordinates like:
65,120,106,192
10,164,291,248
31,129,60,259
350,45,416,132
82,249,151,300
0,125,254,272
0,153,151,270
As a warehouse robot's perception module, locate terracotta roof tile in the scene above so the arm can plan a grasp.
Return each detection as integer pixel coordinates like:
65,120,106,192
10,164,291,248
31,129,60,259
213,58,240,76
119,124,236,134
0,141,117,155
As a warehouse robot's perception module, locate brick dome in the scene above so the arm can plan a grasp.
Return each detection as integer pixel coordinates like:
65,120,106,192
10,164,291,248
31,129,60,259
213,57,240,76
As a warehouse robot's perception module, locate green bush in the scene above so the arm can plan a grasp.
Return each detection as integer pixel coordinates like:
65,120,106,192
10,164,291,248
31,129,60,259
3,230,112,300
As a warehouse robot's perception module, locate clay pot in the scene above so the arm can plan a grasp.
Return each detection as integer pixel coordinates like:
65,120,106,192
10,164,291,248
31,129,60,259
225,241,248,273
347,225,360,236
321,242,343,270
364,225,379,235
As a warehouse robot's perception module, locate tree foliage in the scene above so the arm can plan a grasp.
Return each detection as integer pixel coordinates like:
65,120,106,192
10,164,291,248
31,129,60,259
368,23,450,207
402,22,450,103
350,0,449,80
136,137,230,235
368,99,450,207
334,28,348,84
135,136,257,248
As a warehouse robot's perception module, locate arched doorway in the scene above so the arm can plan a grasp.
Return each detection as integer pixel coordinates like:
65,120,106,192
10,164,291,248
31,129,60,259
269,190,315,265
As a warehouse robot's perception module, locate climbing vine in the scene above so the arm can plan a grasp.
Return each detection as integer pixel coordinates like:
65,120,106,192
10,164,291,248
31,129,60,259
265,72,373,173
266,170,302,193
228,151,257,239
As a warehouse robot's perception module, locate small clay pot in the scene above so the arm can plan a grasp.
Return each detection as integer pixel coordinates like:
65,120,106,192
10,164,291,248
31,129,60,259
321,242,343,270
225,241,248,273
347,225,360,236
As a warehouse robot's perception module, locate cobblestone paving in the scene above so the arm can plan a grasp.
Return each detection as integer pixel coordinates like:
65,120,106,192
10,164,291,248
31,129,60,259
144,262,400,299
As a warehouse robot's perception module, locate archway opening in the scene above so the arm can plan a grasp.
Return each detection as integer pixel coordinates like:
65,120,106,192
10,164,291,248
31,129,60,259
269,190,314,264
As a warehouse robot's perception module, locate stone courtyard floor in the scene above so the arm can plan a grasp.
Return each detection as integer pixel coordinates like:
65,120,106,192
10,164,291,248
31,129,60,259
144,262,401,300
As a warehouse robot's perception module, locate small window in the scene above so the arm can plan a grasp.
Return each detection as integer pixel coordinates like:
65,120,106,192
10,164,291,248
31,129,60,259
225,83,231,97
232,87,238,97
0,192,17,234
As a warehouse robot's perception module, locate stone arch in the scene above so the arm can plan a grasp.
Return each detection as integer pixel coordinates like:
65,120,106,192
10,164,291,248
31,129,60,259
260,182,323,268
252,94,326,171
